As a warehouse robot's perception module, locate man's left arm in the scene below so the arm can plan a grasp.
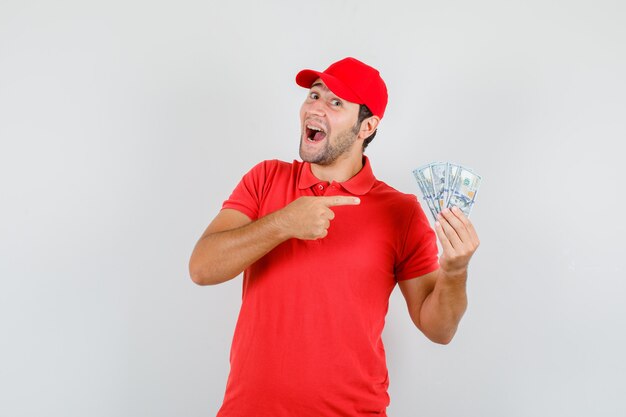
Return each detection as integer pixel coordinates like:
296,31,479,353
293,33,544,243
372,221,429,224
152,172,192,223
398,206,480,344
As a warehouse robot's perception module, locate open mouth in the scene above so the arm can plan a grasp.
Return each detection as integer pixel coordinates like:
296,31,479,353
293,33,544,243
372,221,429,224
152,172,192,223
306,125,327,142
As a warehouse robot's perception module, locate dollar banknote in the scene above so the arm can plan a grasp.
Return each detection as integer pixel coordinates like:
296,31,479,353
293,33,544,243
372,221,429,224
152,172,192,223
412,162,481,221
412,165,440,220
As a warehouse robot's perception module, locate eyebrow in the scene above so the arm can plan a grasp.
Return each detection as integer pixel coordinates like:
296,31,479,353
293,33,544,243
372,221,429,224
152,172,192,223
311,82,330,91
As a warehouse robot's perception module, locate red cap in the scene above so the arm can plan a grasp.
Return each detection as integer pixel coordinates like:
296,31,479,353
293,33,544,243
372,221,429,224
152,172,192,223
296,57,388,119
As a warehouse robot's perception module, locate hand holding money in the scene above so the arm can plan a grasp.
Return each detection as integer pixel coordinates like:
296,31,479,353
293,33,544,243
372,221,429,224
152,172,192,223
435,206,480,277
413,162,481,277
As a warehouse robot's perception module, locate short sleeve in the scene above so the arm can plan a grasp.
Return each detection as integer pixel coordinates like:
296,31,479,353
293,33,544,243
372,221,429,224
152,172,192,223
394,198,440,281
221,161,269,220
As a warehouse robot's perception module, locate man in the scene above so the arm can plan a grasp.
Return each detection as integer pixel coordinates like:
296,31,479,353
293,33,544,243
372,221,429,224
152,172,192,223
189,57,479,417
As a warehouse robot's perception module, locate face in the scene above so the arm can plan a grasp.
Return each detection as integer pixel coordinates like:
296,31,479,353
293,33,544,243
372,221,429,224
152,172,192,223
299,80,362,166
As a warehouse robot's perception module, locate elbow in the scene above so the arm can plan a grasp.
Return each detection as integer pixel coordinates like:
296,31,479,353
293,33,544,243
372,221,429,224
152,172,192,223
417,321,458,345
188,242,224,285
189,264,208,286
419,306,467,345
189,268,222,286
189,269,211,286
428,332,455,345
188,258,218,286
188,257,235,286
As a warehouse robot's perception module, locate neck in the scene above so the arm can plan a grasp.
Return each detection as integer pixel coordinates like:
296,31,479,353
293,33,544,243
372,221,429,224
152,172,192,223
310,153,364,183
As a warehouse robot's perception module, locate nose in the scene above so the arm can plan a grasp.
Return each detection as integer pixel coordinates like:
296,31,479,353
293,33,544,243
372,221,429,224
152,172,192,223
305,98,326,117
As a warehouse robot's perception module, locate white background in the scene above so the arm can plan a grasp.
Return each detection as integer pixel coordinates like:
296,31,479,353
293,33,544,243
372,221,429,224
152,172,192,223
1,1,625,416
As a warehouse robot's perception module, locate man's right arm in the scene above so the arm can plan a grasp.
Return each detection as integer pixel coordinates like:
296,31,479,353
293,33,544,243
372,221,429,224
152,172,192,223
188,208,288,285
188,196,360,286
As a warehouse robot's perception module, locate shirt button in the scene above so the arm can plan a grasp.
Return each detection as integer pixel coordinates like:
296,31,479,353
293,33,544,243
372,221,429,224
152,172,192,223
318,184,324,190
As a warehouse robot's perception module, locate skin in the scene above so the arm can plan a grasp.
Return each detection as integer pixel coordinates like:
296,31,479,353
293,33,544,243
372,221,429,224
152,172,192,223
189,79,479,344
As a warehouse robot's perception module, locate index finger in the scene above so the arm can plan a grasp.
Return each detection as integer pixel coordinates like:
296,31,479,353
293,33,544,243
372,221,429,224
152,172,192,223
320,196,361,207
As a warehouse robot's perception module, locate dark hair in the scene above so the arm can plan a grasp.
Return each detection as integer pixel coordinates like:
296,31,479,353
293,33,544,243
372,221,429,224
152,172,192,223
356,104,377,150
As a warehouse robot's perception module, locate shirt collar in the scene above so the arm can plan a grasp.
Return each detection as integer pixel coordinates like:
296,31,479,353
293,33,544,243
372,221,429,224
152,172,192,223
298,156,377,196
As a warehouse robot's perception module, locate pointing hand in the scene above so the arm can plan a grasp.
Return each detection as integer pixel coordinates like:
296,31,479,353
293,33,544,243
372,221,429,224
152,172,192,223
276,196,361,240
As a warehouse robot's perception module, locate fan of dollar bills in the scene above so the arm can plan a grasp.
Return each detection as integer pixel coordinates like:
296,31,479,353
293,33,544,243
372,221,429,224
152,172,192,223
412,162,482,221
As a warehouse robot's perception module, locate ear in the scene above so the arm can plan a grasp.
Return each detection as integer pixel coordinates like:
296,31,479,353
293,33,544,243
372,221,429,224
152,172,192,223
358,116,381,140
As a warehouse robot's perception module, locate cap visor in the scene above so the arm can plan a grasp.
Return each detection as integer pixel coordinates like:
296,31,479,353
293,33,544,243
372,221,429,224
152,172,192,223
296,70,361,104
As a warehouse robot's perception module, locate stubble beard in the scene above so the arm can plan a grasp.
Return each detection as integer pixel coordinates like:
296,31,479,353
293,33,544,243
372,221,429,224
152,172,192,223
299,123,360,166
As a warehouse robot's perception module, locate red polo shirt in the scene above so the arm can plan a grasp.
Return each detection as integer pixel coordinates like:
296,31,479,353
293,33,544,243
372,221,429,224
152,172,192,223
217,157,439,417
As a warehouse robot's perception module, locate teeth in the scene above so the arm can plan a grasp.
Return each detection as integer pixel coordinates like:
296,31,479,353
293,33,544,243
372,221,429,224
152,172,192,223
307,125,324,132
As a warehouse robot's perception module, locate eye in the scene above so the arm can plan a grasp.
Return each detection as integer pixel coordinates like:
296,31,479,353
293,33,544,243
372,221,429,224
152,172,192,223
309,92,320,100
330,99,342,107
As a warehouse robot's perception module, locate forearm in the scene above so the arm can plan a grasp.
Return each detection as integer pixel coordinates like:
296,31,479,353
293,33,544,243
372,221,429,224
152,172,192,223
189,195,359,286
419,269,468,344
189,212,289,285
